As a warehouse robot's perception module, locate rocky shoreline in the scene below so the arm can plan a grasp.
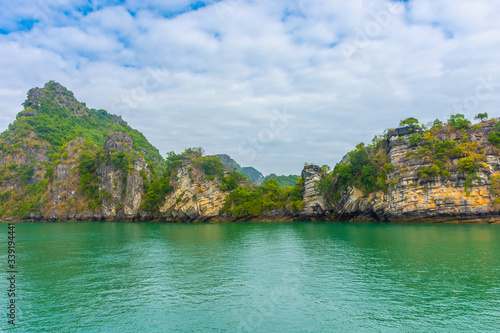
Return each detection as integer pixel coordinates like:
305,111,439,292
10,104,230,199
3,208,500,224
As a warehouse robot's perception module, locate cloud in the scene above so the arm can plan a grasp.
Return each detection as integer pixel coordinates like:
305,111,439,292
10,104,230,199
1,0,500,175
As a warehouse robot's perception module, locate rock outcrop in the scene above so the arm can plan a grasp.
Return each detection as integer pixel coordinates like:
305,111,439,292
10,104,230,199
159,160,228,221
97,133,150,218
301,165,327,215
104,132,133,154
310,124,500,223
43,138,90,220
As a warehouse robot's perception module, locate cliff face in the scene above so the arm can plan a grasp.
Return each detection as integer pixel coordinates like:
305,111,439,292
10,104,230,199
42,138,91,220
159,158,227,221
98,133,150,218
0,132,152,221
3,81,500,223
327,123,500,223
301,165,327,214
0,81,168,222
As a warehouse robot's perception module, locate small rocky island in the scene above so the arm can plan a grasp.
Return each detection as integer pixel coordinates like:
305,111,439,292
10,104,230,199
1,82,500,223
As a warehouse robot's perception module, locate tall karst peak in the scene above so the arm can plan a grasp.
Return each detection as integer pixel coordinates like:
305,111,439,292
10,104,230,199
23,81,88,117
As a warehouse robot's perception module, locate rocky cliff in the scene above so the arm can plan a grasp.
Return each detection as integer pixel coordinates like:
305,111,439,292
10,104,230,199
315,120,500,223
0,132,153,221
0,79,311,222
0,81,162,222
2,82,499,223
301,165,327,215
159,158,228,222
98,133,151,218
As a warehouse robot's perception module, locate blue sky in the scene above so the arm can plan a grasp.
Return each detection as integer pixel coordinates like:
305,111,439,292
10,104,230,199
1,0,499,175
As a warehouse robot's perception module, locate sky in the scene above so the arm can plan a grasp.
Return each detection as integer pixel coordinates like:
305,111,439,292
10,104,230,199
0,0,499,175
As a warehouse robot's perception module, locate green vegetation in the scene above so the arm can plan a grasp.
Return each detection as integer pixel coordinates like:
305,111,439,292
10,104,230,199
1,81,162,165
488,122,500,148
197,156,224,179
78,151,102,210
490,174,500,208
2,82,500,220
408,133,422,146
447,114,470,131
140,172,172,212
240,167,264,184
0,161,47,218
220,171,247,191
140,150,186,212
0,82,164,218
318,135,393,204
399,117,420,130
409,129,486,181
475,113,488,122
222,178,304,217
140,148,244,211
263,174,300,187
215,154,264,184
319,114,491,205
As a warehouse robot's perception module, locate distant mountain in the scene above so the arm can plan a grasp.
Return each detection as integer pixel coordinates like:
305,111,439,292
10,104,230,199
263,174,300,187
214,154,265,184
241,166,265,185
215,154,240,170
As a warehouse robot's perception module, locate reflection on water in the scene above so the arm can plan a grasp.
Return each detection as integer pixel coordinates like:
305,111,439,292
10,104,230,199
3,222,500,332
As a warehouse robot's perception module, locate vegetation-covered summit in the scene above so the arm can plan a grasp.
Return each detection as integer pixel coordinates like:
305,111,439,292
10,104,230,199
1,81,162,165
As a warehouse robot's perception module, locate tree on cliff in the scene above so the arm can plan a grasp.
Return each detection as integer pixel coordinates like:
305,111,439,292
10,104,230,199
399,117,420,130
448,114,470,130
474,113,488,122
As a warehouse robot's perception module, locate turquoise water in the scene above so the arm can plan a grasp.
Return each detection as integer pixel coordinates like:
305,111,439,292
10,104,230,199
2,222,500,332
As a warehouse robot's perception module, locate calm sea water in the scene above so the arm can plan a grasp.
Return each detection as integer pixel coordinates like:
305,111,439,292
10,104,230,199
2,222,500,332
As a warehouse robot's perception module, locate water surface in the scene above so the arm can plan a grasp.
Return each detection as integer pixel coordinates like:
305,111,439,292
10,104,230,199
2,222,500,332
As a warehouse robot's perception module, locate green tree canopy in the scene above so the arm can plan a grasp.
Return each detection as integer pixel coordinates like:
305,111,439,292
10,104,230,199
448,114,470,130
474,113,488,122
399,117,420,128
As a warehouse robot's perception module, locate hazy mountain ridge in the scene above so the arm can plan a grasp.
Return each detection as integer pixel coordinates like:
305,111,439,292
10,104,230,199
214,154,265,184
215,154,297,186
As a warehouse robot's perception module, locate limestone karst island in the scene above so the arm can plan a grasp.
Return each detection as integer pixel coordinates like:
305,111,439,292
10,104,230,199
1,81,499,223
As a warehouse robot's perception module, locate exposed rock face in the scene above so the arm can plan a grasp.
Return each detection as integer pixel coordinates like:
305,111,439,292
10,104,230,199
104,132,133,154
301,165,327,214
99,133,149,218
159,163,227,221
6,133,152,222
25,88,43,110
43,138,90,220
333,125,500,222
55,138,83,183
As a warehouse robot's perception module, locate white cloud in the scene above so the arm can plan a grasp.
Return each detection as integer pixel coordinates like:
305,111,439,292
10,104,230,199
1,0,500,175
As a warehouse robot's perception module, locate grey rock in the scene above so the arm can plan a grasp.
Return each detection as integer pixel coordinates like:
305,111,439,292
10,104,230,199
104,132,133,154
